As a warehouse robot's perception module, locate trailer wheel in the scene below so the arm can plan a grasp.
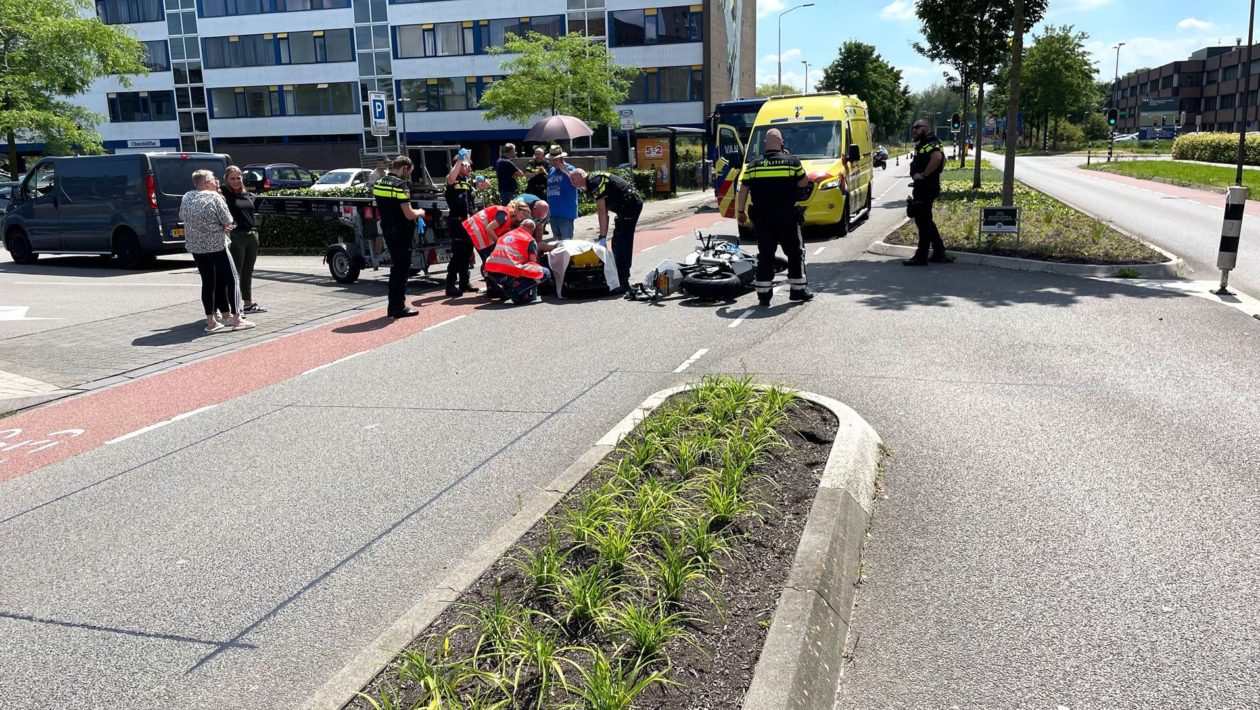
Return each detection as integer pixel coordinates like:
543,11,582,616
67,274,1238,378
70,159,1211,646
328,248,360,283
682,270,744,301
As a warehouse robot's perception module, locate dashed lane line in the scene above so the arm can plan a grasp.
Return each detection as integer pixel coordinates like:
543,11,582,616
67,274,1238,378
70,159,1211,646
105,404,218,445
673,348,709,373
423,314,467,332
301,351,365,376
812,246,827,256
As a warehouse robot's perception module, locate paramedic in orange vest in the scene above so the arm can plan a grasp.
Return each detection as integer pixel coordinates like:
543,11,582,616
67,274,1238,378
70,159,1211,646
462,202,518,298
483,219,556,304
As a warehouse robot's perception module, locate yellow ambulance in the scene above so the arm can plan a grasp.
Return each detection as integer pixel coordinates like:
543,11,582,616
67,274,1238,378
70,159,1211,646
719,92,875,237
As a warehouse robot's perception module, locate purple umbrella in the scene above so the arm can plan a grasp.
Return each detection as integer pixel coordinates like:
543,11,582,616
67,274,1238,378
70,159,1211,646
523,114,594,142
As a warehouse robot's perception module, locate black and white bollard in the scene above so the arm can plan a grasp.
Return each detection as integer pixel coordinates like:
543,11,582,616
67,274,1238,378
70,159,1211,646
1213,185,1248,296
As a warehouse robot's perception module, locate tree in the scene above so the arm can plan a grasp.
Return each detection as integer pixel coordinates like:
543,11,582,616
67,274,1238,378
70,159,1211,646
756,82,801,97
478,31,637,127
815,41,912,140
0,0,147,172
916,0,1046,181
1022,25,1096,150
911,83,963,132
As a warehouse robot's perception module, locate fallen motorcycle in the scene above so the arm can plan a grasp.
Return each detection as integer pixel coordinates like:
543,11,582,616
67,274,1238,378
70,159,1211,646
629,230,788,302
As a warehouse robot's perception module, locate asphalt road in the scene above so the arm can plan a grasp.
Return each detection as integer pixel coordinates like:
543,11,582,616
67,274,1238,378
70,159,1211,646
3,164,1258,709
988,154,1260,296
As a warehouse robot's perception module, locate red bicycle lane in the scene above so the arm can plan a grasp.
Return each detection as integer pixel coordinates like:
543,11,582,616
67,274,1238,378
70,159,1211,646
0,211,726,482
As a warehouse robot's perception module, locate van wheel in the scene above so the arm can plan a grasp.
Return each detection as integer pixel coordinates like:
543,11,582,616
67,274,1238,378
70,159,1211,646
835,196,850,237
6,231,38,264
862,187,873,222
114,230,150,269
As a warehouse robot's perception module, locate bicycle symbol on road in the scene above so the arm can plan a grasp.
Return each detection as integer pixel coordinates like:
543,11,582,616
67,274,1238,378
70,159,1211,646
0,428,86,466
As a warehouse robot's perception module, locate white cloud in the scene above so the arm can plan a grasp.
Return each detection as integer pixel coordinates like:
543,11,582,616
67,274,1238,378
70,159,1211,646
1177,18,1215,32
1084,28,1231,82
756,0,786,19
760,48,802,64
879,0,916,21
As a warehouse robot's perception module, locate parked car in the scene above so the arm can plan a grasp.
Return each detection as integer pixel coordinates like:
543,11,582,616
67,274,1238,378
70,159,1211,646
309,168,371,193
2,152,231,267
873,145,889,170
241,163,317,192
0,182,17,213
1114,133,1140,142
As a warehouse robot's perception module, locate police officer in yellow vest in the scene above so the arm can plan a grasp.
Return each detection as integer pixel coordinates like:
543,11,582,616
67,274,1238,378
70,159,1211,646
372,156,423,318
735,128,813,307
904,119,947,266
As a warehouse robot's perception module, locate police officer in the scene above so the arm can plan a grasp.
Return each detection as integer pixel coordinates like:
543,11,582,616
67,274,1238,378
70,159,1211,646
443,159,488,298
569,169,642,293
372,155,423,318
735,128,813,307
904,119,947,266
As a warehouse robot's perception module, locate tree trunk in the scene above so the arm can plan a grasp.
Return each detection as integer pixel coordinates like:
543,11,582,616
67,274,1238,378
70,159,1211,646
6,130,16,182
1002,0,1023,205
973,83,985,189
959,72,970,170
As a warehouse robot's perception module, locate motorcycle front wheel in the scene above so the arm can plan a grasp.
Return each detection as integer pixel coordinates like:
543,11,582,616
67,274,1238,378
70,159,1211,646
681,270,745,301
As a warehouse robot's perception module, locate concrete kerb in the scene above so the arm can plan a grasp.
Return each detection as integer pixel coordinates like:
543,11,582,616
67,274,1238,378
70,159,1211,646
301,385,883,710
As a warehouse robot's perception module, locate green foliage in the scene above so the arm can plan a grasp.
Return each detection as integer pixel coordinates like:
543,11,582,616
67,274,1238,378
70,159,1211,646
257,216,351,253
910,83,962,130
1080,113,1112,142
0,0,148,170
755,82,802,97
1088,159,1260,195
1052,121,1087,150
816,41,912,140
1022,26,1098,140
567,649,676,709
479,31,636,127
1173,132,1260,165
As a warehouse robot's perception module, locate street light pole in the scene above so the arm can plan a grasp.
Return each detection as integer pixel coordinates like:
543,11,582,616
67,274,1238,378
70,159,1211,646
801,60,810,92
1109,42,1125,162
1236,0,1256,186
777,3,814,91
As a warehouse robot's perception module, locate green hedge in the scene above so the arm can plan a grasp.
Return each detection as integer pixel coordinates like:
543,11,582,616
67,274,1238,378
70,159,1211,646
1172,132,1260,165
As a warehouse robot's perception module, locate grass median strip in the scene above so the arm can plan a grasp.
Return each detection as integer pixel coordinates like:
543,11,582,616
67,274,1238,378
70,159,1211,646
349,375,836,709
1083,159,1260,196
886,166,1166,264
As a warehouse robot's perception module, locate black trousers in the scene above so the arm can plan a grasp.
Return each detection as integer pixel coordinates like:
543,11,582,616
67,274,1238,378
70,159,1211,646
611,205,641,288
445,218,474,289
753,213,805,294
192,249,239,316
912,193,945,259
384,228,413,315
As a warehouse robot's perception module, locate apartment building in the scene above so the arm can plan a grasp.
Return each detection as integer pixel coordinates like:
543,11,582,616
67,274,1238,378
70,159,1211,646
63,0,754,168
1112,44,1260,135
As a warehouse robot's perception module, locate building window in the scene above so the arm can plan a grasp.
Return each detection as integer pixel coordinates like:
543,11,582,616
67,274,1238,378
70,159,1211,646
1220,93,1237,110
200,0,350,18
397,77,497,111
1181,73,1199,87
208,82,357,118
202,30,353,69
1223,65,1239,81
395,15,563,58
624,66,703,103
107,91,176,121
609,6,702,47
95,0,163,23
1160,75,1173,90
568,0,606,39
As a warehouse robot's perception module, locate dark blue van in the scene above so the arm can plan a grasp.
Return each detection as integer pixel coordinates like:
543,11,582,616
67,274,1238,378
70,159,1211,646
2,152,231,268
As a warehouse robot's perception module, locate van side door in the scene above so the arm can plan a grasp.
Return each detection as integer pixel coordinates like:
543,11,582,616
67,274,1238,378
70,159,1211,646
22,162,62,251
57,157,128,253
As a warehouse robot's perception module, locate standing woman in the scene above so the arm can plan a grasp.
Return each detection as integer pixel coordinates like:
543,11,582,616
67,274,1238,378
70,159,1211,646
221,166,266,314
180,169,254,333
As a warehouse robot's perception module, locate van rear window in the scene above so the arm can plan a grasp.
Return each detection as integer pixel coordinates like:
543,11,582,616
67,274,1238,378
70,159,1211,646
152,158,227,195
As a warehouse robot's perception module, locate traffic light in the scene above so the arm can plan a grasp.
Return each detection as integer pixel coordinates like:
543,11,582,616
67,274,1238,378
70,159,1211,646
950,113,961,132
1106,108,1118,127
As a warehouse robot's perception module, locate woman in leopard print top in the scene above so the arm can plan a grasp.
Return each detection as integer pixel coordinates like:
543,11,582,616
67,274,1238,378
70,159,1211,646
180,169,254,333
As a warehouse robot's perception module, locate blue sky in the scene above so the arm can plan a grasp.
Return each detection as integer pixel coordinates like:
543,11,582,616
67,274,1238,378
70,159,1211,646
755,0,1251,93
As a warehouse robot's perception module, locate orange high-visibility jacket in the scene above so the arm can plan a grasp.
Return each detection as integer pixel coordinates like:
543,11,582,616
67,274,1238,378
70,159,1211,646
462,205,512,251
484,228,546,280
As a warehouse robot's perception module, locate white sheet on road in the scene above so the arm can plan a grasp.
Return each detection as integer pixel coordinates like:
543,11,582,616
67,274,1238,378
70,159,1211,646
547,240,619,298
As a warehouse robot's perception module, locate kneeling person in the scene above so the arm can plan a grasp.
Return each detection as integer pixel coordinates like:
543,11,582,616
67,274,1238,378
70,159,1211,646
483,219,556,304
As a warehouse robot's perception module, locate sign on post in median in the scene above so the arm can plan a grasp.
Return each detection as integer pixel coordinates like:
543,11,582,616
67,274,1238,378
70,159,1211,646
980,206,1021,252
369,91,389,137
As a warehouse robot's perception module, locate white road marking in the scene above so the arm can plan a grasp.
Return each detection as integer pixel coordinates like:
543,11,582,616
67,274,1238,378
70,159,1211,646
728,310,753,328
424,314,467,331
106,405,218,445
301,351,365,376
13,282,195,287
0,306,60,321
641,244,659,253
671,234,688,241
673,348,709,373
812,246,827,256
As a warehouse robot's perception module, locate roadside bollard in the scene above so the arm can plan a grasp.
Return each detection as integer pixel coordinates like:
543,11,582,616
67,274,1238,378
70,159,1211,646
1213,185,1247,296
